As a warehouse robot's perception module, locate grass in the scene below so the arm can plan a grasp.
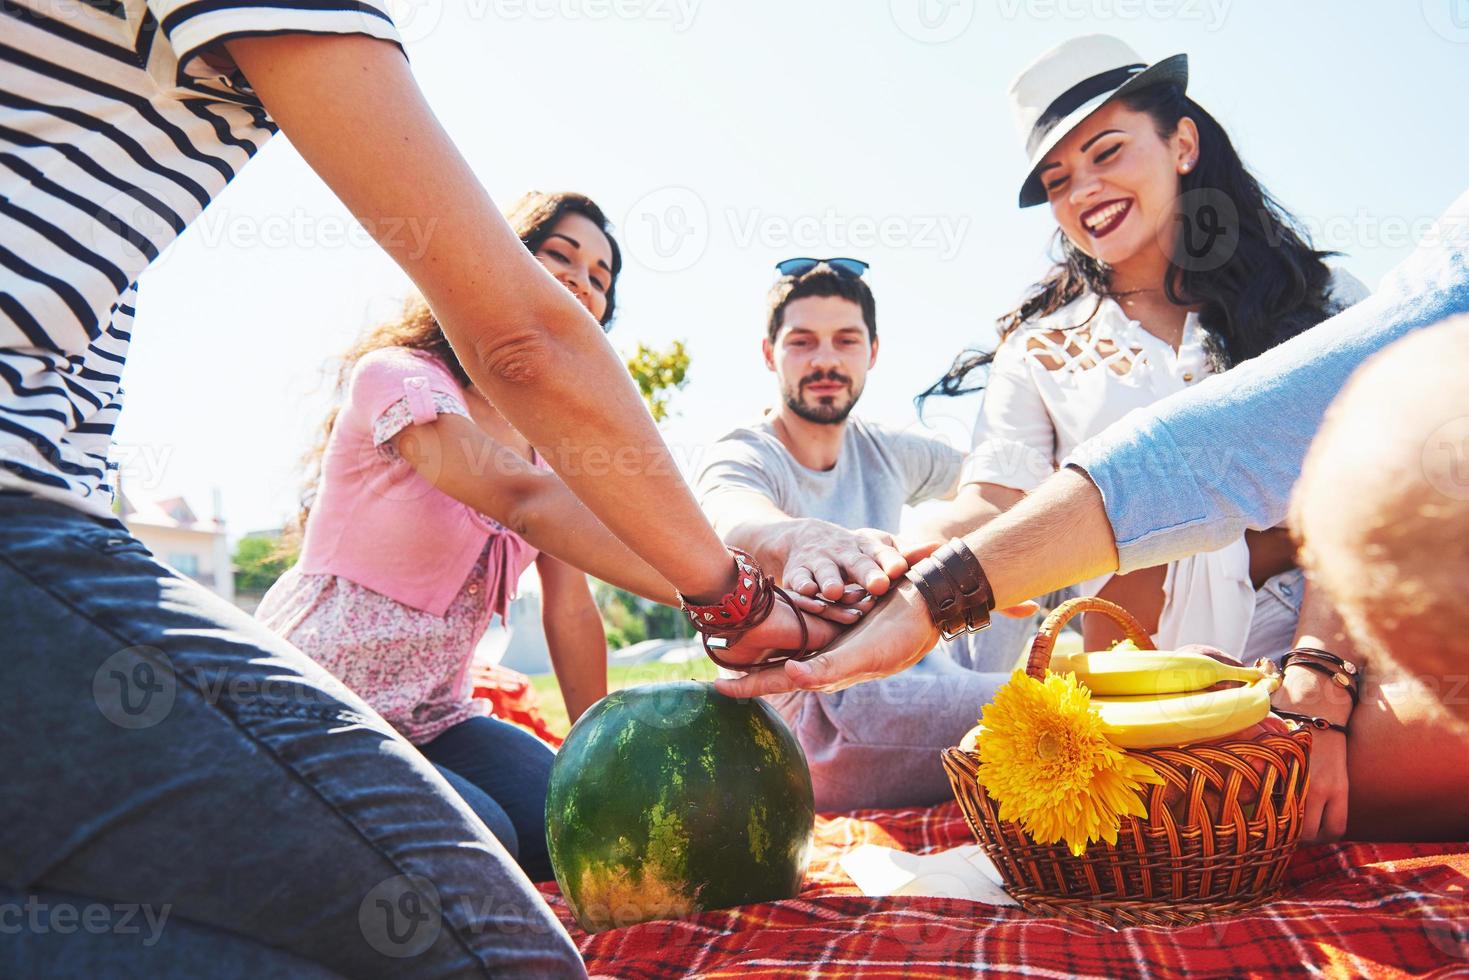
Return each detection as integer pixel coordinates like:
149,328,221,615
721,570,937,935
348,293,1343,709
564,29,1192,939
527,658,719,739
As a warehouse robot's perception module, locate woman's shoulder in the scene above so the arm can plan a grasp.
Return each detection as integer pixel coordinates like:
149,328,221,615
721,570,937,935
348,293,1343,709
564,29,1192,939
348,346,463,398
352,345,455,379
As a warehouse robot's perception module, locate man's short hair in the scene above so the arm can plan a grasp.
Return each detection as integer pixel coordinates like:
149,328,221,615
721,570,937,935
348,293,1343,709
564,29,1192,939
766,266,877,343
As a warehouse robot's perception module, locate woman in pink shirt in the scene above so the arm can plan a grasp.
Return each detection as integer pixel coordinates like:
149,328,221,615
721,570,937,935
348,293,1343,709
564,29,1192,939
260,193,618,878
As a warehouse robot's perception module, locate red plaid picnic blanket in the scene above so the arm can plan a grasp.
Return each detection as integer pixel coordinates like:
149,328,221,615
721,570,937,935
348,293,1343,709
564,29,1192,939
537,802,1469,978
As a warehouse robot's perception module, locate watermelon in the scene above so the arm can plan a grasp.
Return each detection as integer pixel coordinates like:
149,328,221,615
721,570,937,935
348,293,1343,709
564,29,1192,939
545,681,815,932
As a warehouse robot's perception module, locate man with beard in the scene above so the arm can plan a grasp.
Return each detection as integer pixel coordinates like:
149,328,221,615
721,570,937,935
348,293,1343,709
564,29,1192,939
694,260,1007,810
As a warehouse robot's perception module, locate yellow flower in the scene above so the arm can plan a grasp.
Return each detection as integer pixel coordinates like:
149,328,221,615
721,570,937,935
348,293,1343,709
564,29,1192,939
975,669,1163,857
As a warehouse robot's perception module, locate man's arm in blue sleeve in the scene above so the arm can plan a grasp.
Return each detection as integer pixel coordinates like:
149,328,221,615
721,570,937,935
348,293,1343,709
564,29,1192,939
1068,188,1469,574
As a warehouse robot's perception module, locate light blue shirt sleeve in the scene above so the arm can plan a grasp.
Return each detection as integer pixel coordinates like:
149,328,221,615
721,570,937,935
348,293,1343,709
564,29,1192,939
1067,188,1469,574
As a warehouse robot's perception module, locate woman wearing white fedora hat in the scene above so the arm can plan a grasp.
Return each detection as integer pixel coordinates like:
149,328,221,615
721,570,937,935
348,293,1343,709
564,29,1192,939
919,34,1366,663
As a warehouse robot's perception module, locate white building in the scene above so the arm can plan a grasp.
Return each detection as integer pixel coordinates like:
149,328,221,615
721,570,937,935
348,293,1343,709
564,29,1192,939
118,492,234,604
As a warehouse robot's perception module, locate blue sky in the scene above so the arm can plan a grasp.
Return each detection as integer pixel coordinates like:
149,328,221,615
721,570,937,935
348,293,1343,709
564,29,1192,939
113,0,1469,537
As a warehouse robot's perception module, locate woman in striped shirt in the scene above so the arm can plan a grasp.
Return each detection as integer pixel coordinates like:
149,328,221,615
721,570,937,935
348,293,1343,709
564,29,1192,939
1,5,838,975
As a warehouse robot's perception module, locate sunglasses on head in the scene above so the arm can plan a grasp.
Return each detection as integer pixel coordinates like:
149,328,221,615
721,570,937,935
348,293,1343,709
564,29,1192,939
774,257,870,279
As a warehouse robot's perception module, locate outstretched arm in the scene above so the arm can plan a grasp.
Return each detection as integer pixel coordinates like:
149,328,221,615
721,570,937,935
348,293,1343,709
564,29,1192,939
224,33,740,603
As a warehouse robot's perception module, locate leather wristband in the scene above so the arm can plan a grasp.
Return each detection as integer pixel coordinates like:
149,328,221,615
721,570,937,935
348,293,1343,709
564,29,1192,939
905,538,995,639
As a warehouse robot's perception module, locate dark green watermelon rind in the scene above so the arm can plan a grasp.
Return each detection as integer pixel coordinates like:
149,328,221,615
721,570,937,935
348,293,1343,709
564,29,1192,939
545,682,815,933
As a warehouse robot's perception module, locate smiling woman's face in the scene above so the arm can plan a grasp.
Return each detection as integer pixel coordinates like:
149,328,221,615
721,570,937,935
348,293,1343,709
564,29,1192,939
533,211,615,324
1037,99,1198,280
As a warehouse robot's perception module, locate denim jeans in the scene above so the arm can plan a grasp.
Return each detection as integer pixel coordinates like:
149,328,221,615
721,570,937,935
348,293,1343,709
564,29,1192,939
0,495,584,978
423,716,556,882
767,650,1007,812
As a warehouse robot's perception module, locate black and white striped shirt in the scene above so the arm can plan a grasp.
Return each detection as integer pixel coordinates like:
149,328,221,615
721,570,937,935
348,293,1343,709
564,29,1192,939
2,0,401,517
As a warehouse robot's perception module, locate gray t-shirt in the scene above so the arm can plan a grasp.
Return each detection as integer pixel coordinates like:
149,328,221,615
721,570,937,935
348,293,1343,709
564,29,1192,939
695,415,964,532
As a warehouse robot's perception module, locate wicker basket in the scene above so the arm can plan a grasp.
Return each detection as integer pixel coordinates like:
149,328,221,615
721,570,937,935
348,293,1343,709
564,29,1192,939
943,596,1312,926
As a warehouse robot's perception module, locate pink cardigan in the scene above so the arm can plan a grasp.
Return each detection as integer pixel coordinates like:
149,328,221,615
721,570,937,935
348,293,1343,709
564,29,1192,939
297,347,535,618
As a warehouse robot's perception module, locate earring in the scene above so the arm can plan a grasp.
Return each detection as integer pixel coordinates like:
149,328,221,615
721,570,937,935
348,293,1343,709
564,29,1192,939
1181,159,1195,173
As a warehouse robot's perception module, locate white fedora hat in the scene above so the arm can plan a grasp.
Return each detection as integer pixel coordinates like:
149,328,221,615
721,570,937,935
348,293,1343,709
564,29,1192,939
1010,34,1187,208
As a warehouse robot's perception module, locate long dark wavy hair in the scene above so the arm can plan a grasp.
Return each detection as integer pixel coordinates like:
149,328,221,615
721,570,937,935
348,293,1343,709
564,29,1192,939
283,191,621,547
918,83,1337,408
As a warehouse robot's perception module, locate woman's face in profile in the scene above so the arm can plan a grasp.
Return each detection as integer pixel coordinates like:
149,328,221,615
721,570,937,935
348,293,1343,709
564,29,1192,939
532,211,615,325
1036,100,1197,276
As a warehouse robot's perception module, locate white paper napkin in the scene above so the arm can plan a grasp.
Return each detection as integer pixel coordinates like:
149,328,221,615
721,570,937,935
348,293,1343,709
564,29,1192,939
839,843,1018,906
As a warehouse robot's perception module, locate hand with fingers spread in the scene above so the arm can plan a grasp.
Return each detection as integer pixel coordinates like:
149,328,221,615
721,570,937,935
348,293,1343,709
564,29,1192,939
780,520,910,600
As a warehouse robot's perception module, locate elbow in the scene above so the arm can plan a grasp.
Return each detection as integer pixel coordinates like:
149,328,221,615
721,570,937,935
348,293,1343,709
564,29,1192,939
502,476,549,540
468,325,555,390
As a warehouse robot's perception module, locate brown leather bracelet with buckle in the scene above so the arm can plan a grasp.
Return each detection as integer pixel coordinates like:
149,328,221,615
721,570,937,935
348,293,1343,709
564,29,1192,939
904,538,995,639
679,549,815,672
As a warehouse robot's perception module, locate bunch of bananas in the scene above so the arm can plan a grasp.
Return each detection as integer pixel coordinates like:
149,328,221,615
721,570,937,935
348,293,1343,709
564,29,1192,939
1051,645,1281,749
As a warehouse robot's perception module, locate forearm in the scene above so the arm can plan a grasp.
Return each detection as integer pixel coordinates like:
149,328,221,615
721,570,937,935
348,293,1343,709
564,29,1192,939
541,576,609,725
229,34,734,601
510,476,678,606
1293,582,1363,668
959,467,1119,608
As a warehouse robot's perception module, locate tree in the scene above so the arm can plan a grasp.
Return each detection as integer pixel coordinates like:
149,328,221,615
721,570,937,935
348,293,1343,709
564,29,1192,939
625,340,691,422
233,535,297,593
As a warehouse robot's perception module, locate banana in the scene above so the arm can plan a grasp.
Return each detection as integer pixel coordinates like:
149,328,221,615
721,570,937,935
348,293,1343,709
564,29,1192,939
1091,676,1280,749
1048,649,1266,696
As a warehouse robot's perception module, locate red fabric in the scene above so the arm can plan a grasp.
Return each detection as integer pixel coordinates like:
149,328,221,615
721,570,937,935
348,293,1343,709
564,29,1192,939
535,801,1469,978
470,664,563,748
